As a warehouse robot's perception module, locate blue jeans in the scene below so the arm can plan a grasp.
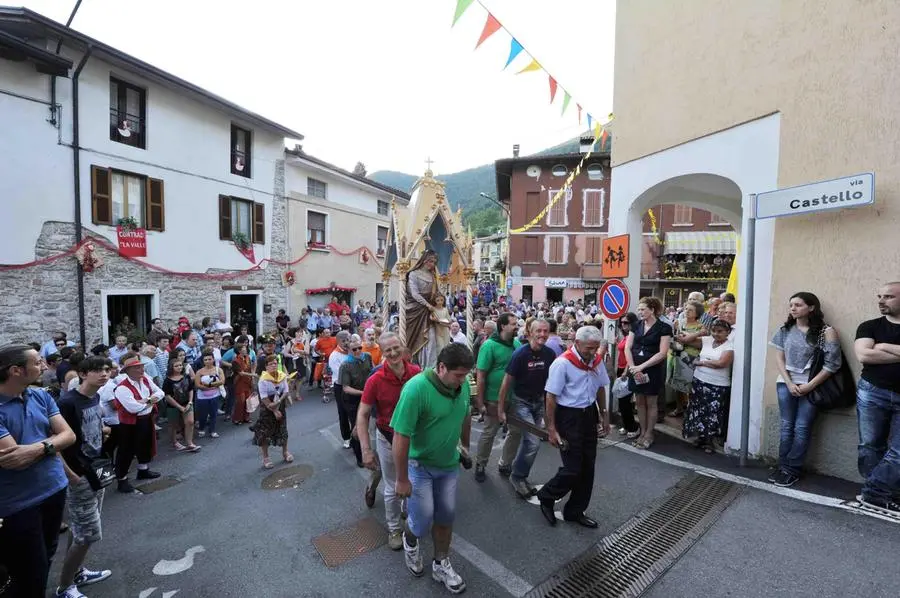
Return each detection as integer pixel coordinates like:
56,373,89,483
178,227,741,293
406,460,459,538
196,398,218,434
511,396,544,482
857,378,900,502
776,382,818,475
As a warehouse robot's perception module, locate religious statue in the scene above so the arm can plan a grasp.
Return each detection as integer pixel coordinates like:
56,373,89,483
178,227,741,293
404,249,441,368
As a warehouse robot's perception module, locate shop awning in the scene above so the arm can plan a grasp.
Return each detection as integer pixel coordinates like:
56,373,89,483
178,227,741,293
664,231,736,255
305,285,358,295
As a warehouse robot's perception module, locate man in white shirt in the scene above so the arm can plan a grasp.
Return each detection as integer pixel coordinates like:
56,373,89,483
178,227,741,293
328,331,353,448
213,313,233,333
107,335,129,365
111,354,164,493
450,322,469,347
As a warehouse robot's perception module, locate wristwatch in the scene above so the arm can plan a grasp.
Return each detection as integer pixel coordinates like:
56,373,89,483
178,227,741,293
41,440,56,457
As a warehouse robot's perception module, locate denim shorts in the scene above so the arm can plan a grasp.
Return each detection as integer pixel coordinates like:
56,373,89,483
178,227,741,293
406,460,459,538
66,477,104,545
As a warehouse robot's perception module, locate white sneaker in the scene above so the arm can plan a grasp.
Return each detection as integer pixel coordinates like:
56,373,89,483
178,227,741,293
55,585,86,598
432,557,466,594
403,534,424,577
210,432,220,438
197,431,206,438
342,440,351,449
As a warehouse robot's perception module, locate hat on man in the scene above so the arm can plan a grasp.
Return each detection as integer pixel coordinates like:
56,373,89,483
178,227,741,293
120,354,143,370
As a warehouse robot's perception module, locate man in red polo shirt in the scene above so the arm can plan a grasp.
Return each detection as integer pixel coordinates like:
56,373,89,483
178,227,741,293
357,332,420,550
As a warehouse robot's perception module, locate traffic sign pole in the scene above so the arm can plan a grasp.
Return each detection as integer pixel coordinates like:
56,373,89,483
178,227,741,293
738,194,756,468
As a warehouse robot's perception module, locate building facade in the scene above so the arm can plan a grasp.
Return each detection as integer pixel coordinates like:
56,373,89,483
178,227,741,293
497,151,734,305
473,232,507,284
609,0,900,478
0,8,301,346
284,150,409,312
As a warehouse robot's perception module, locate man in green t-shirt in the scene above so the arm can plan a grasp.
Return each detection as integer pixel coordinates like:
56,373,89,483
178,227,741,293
473,312,518,481
391,343,473,595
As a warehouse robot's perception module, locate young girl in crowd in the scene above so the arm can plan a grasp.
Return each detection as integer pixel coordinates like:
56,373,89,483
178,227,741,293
163,360,200,452
231,344,255,424
194,350,225,438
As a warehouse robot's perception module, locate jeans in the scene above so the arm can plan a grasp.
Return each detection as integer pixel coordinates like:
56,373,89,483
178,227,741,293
0,488,66,597
475,402,520,468
857,378,900,502
406,460,459,538
511,396,545,482
196,398,218,434
776,382,818,475
375,430,402,532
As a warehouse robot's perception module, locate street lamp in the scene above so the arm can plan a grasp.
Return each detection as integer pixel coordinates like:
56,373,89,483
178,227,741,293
479,192,509,215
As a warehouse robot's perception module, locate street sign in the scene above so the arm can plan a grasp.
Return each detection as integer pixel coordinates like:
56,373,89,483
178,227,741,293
755,172,874,220
599,279,630,320
601,234,630,278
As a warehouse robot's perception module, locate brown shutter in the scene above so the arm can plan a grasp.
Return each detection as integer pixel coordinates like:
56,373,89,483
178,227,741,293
525,192,540,223
252,202,265,244
219,195,232,240
524,236,539,263
91,166,112,225
146,178,165,231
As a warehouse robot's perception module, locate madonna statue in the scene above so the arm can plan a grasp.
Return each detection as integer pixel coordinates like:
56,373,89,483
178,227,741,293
404,250,441,368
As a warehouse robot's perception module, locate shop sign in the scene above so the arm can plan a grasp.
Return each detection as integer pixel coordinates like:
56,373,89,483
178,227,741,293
116,226,146,257
545,278,568,289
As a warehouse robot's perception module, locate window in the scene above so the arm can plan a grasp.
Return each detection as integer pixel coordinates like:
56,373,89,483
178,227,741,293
585,236,603,264
551,164,568,177
547,189,569,227
377,226,388,255
109,77,146,149
231,125,251,178
525,191,542,225
90,165,164,230
583,189,605,227
709,212,730,226
307,211,327,246
523,236,540,263
673,204,693,226
546,236,567,265
218,195,265,244
586,163,605,181
308,178,327,199
377,200,390,216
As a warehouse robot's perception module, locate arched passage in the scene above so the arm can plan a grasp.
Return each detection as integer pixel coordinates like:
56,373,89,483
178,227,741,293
607,114,781,456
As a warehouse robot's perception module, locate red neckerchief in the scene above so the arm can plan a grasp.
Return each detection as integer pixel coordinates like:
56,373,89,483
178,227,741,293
561,346,602,372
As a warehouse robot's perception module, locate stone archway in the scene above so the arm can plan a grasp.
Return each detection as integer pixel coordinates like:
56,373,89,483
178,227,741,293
606,114,782,456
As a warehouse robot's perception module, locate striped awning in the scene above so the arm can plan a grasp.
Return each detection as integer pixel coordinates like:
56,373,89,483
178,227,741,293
664,231,736,255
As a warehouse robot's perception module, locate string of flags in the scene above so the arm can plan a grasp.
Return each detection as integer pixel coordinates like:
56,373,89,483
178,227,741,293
452,0,611,147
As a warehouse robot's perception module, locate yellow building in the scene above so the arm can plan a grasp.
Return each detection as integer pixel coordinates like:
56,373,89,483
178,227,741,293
608,0,900,479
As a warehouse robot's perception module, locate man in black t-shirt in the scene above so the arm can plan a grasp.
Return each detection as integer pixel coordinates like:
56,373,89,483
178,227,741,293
854,282,900,513
56,356,114,596
497,319,557,498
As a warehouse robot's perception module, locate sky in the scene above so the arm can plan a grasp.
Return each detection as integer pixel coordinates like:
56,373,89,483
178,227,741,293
20,0,615,175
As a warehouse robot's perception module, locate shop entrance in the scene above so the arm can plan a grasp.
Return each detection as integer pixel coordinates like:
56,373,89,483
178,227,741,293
101,289,159,345
547,288,563,303
228,293,260,338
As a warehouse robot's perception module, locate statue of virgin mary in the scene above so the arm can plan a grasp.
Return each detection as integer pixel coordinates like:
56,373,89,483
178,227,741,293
404,249,441,368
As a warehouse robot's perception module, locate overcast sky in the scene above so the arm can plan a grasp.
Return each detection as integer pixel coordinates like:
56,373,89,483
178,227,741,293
22,0,615,175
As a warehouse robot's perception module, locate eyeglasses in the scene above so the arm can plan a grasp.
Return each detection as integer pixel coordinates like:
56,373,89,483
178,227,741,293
351,347,362,352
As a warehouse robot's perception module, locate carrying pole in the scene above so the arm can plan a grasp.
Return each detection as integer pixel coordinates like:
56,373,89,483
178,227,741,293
739,194,757,467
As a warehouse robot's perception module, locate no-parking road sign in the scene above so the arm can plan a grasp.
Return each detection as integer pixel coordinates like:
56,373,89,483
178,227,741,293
599,279,630,320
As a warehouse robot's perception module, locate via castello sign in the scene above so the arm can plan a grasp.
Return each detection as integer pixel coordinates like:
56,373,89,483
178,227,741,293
755,172,874,220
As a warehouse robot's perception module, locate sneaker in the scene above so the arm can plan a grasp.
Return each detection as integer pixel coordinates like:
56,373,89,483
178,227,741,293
210,432,220,438
136,469,161,480
157,417,168,425
197,430,207,438
626,430,641,439
773,471,799,488
174,442,187,451
432,558,466,594
858,495,900,513
117,479,137,494
474,463,486,483
54,585,85,598
217,409,226,415
74,567,111,587
766,469,780,484
498,463,512,478
403,533,424,577
342,440,351,449
388,530,403,551
510,477,534,498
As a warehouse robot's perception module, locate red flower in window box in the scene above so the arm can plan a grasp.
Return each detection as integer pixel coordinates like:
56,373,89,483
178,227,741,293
307,241,328,250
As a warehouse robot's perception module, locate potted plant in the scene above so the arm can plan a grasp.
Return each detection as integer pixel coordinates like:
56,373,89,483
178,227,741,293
117,216,139,230
308,240,327,249
232,232,251,249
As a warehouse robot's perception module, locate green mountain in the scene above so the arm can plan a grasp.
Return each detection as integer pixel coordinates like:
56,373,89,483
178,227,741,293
369,132,599,236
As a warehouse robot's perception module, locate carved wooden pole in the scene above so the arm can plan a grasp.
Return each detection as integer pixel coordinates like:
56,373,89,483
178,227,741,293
396,261,410,347
465,267,476,347
380,270,391,329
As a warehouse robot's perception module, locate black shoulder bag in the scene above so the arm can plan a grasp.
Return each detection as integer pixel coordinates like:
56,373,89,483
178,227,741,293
807,327,856,410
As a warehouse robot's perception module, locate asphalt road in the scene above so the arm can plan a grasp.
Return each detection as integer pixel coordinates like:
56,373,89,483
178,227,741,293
51,387,900,598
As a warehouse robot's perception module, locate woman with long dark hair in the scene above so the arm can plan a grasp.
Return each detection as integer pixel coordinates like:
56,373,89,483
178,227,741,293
769,291,841,487
615,313,640,438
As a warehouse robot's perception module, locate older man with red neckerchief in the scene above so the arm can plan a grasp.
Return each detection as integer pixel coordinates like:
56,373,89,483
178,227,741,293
112,353,164,494
536,325,609,529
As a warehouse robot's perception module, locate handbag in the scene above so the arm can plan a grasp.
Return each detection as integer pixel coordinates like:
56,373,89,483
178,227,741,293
81,456,115,491
612,377,631,400
806,327,856,410
246,392,260,414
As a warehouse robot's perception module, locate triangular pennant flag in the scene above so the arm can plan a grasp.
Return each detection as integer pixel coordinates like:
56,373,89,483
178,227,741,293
504,38,523,69
576,104,583,125
475,14,502,49
587,113,593,131
561,92,571,116
452,0,475,26
594,122,602,140
600,128,610,149
548,76,558,103
517,58,541,74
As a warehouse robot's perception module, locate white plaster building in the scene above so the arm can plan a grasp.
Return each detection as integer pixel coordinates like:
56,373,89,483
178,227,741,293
0,8,302,346
284,149,409,312
472,232,507,284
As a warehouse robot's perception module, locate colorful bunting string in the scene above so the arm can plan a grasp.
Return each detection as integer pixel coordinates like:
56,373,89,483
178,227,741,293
475,13,501,49
516,58,541,74
504,38,523,69
452,0,475,27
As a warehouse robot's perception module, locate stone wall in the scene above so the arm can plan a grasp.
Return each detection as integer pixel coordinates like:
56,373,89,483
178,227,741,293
0,159,288,347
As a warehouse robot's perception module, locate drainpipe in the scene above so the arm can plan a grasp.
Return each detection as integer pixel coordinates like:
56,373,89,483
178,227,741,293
72,46,92,345
49,0,83,125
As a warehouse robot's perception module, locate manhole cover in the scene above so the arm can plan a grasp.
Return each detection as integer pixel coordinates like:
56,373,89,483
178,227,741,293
136,476,183,494
312,517,386,568
526,473,742,598
261,464,314,490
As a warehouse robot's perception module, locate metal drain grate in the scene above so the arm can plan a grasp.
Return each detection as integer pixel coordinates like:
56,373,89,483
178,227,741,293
312,517,386,568
136,476,182,494
526,473,742,598
261,464,314,490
